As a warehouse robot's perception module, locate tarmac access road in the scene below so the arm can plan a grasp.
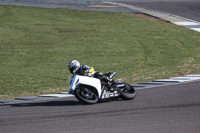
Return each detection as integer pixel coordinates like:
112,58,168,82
0,0,138,13
0,81,200,133
0,0,200,22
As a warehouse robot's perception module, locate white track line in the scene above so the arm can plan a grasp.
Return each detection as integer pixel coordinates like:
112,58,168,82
39,94,73,98
173,22,199,25
135,74,200,90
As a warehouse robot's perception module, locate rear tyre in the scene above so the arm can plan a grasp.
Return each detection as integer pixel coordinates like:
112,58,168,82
120,83,136,100
74,85,99,104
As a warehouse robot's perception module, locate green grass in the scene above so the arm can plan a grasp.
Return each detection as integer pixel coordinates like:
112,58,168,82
0,5,200,99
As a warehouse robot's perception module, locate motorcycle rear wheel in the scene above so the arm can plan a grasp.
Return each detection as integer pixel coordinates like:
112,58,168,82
120,83,136,100
74,85,99,104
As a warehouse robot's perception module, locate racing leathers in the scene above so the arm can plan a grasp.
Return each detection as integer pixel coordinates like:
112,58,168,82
78,65,95,77
78,65,116,84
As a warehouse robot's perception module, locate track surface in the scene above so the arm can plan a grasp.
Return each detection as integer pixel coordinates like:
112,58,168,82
1,81,200,133
119,0,200,22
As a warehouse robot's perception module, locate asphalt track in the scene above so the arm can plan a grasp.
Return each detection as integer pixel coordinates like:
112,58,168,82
117,0,200,22
0,81,200,133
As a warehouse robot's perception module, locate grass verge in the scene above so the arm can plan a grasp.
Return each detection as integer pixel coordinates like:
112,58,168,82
0,5,200,99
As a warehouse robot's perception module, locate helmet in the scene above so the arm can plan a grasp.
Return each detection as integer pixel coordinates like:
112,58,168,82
68,60,81,74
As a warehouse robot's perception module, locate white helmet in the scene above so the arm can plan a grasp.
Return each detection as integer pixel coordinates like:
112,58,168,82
68,60,81,74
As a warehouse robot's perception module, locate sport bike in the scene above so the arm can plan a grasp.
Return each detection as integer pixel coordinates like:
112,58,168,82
68,73,136,104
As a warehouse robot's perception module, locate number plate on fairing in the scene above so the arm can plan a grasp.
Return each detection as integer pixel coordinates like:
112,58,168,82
101,89,119,99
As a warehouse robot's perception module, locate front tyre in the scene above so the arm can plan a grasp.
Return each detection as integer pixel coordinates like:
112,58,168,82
74,85,99,104
120,84,136,100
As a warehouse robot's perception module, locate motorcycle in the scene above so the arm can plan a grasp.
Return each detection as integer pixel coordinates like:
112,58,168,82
68,72,136,104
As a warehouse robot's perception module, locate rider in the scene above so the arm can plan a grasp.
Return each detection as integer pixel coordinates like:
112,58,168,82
68,60,116,84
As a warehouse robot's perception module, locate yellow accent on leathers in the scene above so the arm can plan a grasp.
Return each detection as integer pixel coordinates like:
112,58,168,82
83,67,95,76
88,67,94,73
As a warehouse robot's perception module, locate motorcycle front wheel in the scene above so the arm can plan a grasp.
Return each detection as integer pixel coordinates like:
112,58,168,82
120,83,136,100
74,85,99,104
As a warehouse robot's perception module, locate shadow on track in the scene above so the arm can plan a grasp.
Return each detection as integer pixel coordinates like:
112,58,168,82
10,100,82,107
10,98,122,107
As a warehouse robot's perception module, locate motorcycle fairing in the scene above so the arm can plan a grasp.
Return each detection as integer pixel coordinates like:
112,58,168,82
68,74,102,97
